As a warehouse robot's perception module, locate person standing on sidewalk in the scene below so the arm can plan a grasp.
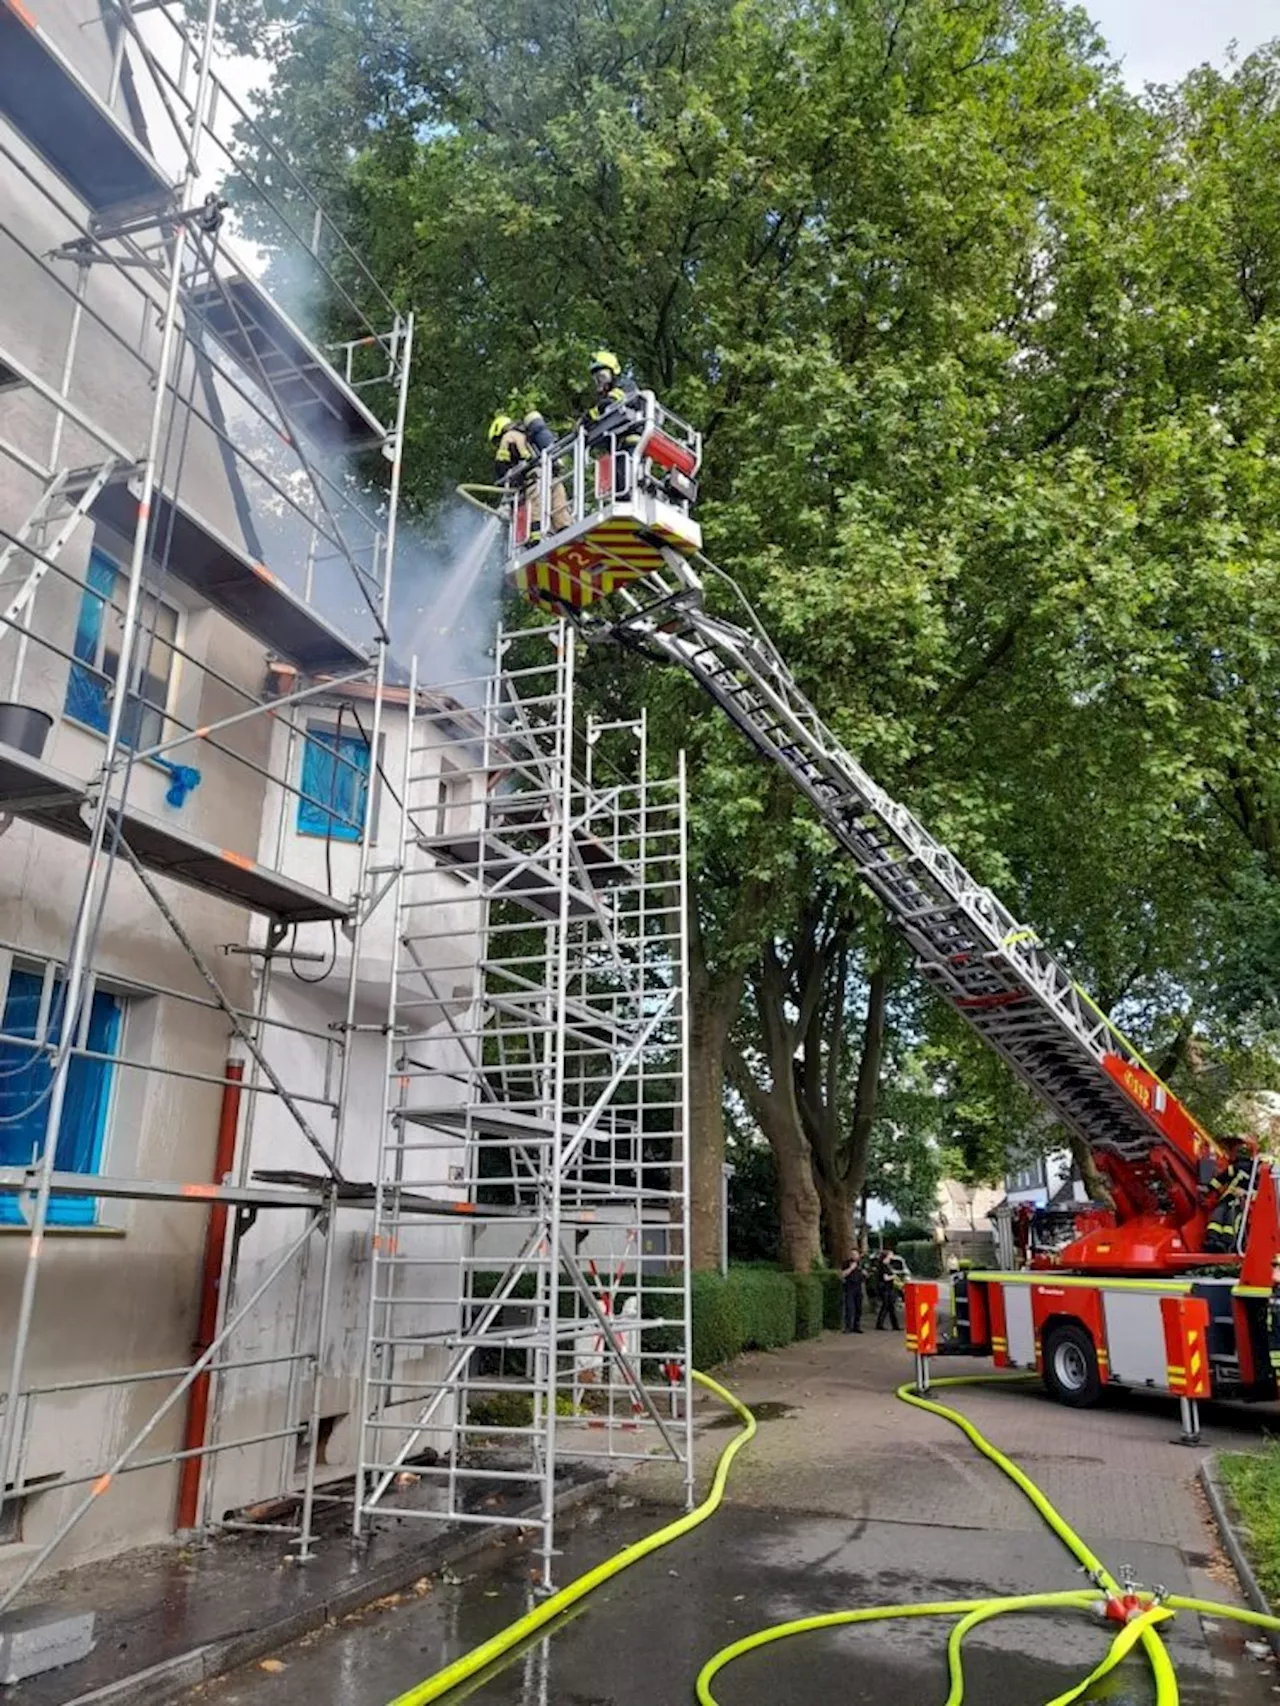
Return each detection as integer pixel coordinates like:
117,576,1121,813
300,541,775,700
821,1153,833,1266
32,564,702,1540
840,1252,864,1333
875,1249,902,1331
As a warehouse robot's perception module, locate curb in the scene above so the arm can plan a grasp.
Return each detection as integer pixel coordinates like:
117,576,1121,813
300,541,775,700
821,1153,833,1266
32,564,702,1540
59,1472,612,1706
1199,1453,1280,1663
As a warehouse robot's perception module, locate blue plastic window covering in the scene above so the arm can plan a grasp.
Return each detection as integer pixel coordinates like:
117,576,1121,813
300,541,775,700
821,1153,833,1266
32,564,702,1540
297,724,369,842
64,547,116,734
0,969,121,1227
64,547,175,747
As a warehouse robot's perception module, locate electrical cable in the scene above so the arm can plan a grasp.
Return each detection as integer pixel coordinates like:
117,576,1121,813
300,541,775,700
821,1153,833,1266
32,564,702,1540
383,1367,1280,1706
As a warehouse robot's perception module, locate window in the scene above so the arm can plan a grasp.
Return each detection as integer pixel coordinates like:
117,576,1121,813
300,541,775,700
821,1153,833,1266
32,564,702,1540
434,762,467,838
0,966,122,1227
297,721,370,842
1007,1159,1045,1194
64,547,178,749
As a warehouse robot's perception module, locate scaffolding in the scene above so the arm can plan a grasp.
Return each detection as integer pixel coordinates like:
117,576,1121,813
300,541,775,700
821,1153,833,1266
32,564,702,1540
0,0,690,1612
0,0,412,1594
356,624,693,1587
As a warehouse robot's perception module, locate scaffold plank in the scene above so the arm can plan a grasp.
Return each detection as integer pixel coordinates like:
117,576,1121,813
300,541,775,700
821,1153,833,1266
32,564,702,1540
425,831,598,920
186,275,388,451
0,1168,325,1210
0,0,173,216
66,474,368,673
0,744,350,924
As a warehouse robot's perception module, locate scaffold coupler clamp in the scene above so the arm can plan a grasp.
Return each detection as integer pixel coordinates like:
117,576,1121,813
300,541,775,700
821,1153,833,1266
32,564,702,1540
198,192,228,234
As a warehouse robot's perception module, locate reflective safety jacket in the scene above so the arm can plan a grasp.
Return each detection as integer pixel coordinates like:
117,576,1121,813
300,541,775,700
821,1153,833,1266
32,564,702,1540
493,413,556,485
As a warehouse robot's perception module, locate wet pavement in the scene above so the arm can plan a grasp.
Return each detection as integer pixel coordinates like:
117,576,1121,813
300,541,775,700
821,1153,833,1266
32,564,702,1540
186,1490,1279,1705
7,1463,604,1705
185,1335,1280,1706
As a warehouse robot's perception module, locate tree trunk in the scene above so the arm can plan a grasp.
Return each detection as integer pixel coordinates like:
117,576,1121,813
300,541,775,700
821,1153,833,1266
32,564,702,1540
689,985,738,1271
775,1136,824,1271
1067,1130,1112,1207
816,1172,855,1265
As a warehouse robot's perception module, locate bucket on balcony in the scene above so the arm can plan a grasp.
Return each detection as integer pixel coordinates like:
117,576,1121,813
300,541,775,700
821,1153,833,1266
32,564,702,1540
0,702,53,758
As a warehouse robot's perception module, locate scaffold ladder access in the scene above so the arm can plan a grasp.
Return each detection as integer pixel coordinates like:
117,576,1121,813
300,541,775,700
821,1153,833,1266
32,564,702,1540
354,628,693,1588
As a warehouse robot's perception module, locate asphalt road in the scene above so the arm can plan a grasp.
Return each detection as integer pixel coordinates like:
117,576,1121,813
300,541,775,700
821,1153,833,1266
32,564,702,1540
189,1333,1280,1706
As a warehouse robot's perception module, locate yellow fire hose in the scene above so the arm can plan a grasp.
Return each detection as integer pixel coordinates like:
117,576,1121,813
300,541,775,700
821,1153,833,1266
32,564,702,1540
386,1368,1280,1706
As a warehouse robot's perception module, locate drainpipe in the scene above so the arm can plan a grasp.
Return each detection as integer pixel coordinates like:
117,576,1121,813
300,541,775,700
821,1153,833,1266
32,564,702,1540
175,1057,243,1534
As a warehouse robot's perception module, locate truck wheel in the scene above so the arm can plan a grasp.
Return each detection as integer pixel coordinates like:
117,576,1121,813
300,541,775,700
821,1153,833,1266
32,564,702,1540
1042,1321,1102,1409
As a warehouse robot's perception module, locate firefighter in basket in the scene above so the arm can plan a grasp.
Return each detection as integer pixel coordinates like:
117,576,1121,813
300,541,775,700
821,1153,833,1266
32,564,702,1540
580,349,643,497
488,409,569,541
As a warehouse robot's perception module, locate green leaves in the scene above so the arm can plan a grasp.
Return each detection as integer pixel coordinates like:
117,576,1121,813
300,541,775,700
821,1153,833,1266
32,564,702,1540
240,0,1280,1188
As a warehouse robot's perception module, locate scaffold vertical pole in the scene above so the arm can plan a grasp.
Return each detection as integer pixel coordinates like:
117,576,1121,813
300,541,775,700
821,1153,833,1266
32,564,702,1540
0,0,222,1532
677,747,695,1510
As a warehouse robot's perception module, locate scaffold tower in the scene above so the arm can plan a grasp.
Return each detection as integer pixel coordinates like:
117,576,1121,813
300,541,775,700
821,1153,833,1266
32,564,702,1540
356,623,693,1586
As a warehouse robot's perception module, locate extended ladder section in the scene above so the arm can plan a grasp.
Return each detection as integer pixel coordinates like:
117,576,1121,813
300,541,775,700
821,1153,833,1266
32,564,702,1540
590,558,1224,1265
496,419,1231,1262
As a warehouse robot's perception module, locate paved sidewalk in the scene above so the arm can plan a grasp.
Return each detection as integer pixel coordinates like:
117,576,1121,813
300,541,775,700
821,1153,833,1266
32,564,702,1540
179,1331,1280,1706
637,1331,1256,1551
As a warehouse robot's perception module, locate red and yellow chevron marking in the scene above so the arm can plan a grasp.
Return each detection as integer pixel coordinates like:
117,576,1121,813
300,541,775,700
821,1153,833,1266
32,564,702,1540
511,514,696,613
903,1282,939,1355
1159,1295,1211,1399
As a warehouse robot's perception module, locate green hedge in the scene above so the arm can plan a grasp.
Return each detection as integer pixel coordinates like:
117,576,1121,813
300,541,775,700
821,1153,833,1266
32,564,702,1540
788,1272,824,1340
818,1268,844,1330
690,1269,744,1367
735,1267,797,1349
471,1263,828,1378
688,1266,805,1368
898,1240,944,1279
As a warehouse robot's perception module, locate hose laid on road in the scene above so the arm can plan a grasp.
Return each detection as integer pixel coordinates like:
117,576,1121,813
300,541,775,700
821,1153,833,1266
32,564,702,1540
386,1371,754,1706
387,1367,1280,1706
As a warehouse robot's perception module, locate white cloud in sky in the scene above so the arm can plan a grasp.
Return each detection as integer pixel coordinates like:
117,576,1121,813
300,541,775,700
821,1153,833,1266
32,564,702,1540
1089,0,1277,88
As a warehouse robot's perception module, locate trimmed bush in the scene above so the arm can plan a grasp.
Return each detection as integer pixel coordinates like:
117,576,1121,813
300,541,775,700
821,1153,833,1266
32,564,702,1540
789,1272,824,1340
898,1239,944,1279
690,1269,745,1368
732,1267,797,1350
637,1282,686,1358
818,1268,844,1330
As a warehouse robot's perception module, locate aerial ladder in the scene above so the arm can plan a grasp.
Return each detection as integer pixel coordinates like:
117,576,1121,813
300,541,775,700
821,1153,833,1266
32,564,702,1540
466,391,1280,1405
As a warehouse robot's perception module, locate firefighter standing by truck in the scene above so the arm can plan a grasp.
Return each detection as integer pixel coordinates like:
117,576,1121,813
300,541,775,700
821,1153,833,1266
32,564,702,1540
1205,1141,1256,1253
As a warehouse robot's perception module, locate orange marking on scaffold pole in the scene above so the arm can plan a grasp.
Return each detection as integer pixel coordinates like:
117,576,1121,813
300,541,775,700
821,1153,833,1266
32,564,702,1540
91,1474,112,1497
220,849,255,870
9,0,38,29
181,1183,218,1199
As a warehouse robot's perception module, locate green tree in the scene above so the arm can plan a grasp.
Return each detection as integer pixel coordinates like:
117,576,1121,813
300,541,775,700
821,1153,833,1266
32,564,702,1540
230,0,1280,1265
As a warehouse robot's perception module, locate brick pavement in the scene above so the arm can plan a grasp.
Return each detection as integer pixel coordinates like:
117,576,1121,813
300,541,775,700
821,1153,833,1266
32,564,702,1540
636,1329,1271,1558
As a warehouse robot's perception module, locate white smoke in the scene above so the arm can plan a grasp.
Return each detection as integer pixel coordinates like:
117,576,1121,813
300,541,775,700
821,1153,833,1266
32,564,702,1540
387,504,503,695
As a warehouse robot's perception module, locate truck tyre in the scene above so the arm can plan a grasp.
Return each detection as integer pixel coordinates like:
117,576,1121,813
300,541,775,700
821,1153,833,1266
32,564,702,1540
1042,1321,1102,1408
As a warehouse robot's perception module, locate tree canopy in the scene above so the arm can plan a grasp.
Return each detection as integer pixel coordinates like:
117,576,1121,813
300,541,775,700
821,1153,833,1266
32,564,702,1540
232,0,1280,1266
